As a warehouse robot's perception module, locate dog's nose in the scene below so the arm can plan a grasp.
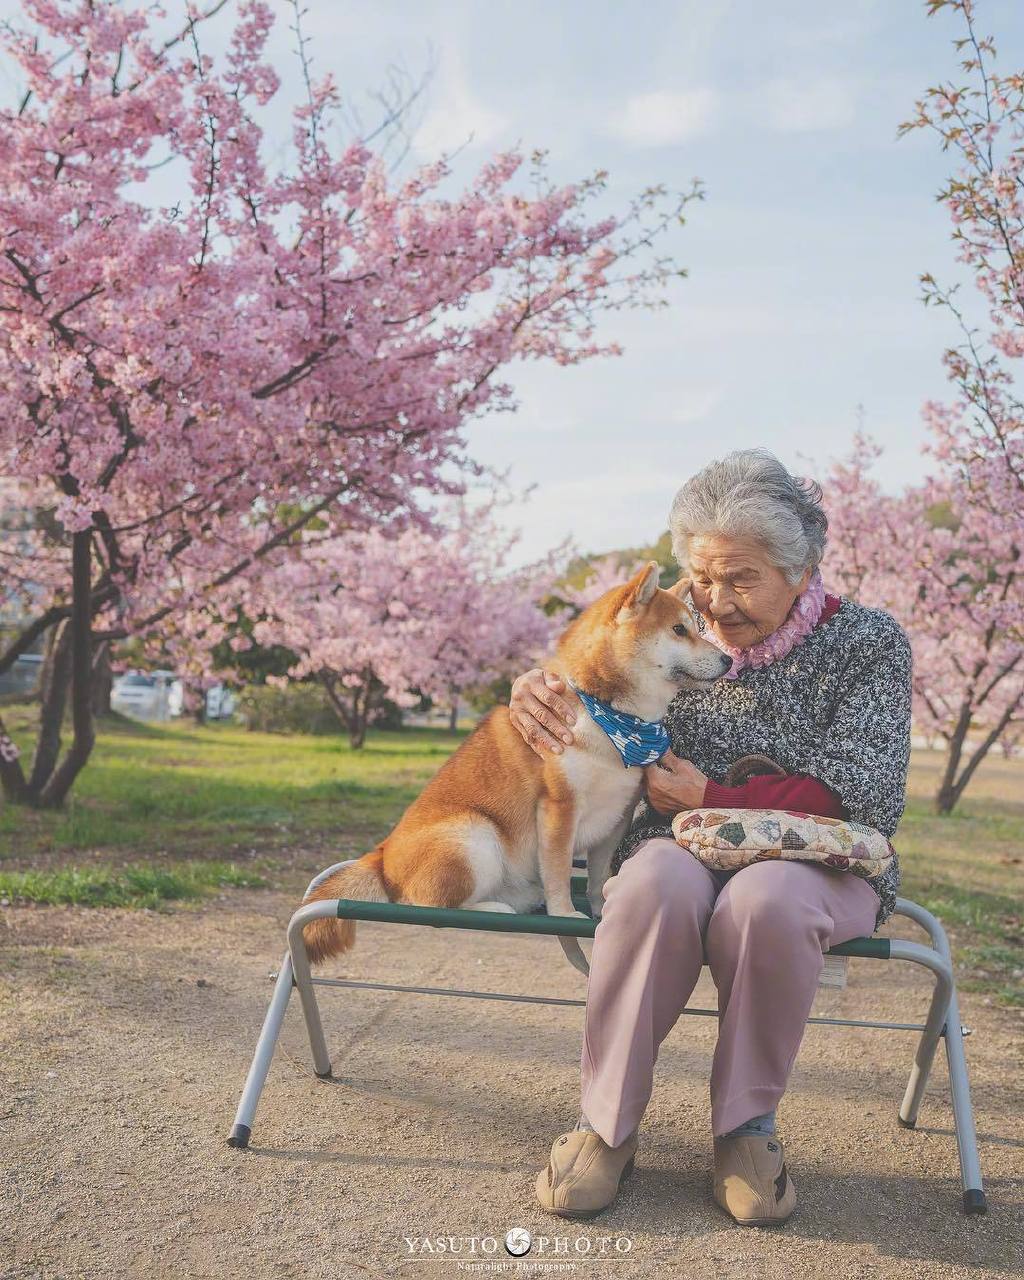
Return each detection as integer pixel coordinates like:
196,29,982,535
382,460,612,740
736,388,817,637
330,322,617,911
720,654,733,672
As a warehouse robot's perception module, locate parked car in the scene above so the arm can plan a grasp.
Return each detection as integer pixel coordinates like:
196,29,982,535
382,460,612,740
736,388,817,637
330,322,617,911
0,651,43,697
167,679,184,717
112,671,234,721
205,683,236,720
111,671,174,721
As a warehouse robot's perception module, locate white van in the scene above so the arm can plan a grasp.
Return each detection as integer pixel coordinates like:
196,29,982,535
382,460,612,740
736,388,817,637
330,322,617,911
111,671,173,721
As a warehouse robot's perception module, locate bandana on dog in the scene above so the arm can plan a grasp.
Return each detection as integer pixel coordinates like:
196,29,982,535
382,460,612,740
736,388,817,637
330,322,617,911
566,678,671,769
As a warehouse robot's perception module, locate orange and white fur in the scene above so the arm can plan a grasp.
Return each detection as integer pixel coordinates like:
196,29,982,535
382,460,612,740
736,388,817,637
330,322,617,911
302,562,731,965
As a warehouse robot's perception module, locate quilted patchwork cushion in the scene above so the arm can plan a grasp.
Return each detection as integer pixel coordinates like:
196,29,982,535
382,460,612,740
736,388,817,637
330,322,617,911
670,808,895,879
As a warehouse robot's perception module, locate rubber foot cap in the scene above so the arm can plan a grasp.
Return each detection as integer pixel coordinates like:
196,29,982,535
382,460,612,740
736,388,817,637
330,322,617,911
227,1124,251,1149
315,1066,334,1079
963,1189,988,1215
897,1115,916,1129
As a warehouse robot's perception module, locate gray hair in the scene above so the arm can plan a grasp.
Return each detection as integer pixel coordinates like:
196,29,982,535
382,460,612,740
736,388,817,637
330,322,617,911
669,448,828,585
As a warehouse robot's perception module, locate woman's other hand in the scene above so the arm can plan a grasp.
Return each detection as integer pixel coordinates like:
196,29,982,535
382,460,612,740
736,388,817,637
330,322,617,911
643,750,709,816
508,669,577,757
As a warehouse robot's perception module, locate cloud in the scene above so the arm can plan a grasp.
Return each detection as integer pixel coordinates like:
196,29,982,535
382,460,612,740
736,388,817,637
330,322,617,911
758,75,857,132
662,385,723,425
507,464,681,565
411,45,508,157
607,88,717,148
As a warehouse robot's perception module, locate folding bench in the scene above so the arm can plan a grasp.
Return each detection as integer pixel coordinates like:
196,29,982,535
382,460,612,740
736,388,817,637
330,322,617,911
226,858,988,1215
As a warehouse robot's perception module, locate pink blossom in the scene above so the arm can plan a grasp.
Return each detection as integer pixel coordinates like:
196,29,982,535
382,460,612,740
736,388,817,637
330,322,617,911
245,501,559,746
0,0,699,800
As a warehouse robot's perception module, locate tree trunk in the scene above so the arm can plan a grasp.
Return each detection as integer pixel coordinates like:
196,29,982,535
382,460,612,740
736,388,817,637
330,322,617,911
37,529,96,808
349,679,376,750
29,617,73,794
934,703,972,814
448,699,459,733
192,682,207,725
935,780,956,816
91,640,113,717
320,671,353,737
319,669,381,750
936,695,1023,814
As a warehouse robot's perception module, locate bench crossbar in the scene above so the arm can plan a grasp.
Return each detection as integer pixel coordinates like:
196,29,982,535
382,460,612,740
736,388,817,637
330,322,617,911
328,895,894,959
294,972,940,1033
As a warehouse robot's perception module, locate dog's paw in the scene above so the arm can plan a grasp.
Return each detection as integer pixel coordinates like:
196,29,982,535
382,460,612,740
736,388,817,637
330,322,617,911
549,906,590,921
470,899,517,913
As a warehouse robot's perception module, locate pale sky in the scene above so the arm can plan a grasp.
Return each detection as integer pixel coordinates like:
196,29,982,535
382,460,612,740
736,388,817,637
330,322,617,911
3,0,1022,565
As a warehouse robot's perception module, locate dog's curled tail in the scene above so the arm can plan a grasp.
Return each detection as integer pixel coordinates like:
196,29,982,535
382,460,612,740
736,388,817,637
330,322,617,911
300,848,390,966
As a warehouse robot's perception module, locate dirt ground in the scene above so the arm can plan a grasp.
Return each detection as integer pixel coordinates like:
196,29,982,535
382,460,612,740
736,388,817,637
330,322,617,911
1,885,1022,1280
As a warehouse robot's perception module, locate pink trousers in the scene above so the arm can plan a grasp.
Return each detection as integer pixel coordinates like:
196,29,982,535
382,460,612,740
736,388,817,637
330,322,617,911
579,838,881,1146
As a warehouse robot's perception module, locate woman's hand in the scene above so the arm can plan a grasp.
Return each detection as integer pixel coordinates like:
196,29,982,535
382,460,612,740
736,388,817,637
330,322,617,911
643,750,709,816
508,668,577,756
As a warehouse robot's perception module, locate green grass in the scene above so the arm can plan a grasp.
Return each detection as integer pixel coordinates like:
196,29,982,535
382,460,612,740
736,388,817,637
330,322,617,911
0,706,1020,1009
0,705,457,865
0,860,266,910
893,750,1024,1010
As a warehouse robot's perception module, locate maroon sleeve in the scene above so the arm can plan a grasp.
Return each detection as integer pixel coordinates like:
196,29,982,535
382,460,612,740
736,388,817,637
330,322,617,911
702,773,847,818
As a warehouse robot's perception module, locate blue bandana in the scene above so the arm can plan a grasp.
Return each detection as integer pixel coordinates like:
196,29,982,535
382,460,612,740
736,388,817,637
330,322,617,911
566,677,672,769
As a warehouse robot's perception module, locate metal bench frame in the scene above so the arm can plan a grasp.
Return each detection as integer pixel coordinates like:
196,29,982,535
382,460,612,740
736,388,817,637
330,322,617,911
226,859,988,1215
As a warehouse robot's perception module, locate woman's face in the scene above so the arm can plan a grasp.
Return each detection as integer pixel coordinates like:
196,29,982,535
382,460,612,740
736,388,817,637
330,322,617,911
687,533,810,650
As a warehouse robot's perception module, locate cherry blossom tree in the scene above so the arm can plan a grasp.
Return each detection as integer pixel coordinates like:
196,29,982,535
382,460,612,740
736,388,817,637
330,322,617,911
0,0,701,806
898,1,1023,534
823,1,1024,813
551,553,645,618
244,507,558,747
823,435,1022,813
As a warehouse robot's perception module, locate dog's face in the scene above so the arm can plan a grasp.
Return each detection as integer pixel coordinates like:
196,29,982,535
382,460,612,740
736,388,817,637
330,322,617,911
613,561,733,687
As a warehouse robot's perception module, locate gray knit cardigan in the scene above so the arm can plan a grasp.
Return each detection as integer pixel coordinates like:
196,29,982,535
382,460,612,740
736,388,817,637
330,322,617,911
609,598,913,931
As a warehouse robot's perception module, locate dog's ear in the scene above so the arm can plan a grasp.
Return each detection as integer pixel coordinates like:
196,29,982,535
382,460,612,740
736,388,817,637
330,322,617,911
616,561,660,622
666,575,692,601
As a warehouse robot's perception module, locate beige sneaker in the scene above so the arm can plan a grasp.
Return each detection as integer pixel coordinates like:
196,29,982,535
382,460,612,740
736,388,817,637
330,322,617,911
535,1128,638,1219
713,1133,797,1226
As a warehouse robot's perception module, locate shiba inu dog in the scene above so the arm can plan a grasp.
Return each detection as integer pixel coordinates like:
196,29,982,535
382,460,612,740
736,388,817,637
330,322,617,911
301,561,732,964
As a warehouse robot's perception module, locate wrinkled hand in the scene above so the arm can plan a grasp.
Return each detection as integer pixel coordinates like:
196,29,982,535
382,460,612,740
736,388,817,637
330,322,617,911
508,668,577,757
642,750,709,817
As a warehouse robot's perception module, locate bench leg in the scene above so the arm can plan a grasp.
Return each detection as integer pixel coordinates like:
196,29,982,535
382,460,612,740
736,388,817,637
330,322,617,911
892,901,949,1129
227,951,294,1149
287,902,335,1079
890,915,988,1216
895,964,987,1211
896,955,950,1130
943,981,988,1214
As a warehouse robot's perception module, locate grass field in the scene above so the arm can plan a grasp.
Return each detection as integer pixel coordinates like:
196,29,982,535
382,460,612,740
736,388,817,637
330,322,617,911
0,705,1021,1009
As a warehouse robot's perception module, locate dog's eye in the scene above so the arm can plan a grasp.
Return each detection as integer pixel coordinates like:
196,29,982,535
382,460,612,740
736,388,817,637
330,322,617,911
672,623,689,637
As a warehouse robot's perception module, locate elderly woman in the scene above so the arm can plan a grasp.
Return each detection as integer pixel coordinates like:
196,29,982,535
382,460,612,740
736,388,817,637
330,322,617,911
509,448,912,1227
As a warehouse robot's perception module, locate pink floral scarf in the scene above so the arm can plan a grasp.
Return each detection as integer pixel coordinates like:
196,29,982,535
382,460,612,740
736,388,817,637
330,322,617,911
703,567,827,680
